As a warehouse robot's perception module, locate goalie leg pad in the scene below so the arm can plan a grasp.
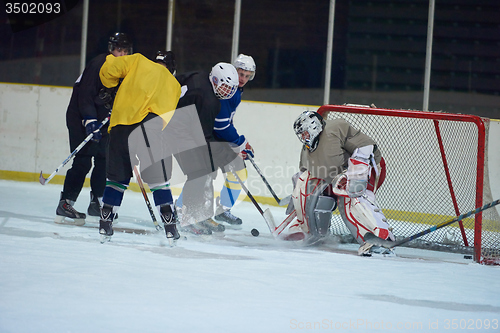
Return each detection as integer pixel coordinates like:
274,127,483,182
285,172,301,215
291,171,313,234
338,191,394,245
306,194,336,237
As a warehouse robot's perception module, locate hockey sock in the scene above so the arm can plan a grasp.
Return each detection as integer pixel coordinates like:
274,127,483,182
220,169,247,209
176,191,183,208
150,182,174,215
102,179,129,207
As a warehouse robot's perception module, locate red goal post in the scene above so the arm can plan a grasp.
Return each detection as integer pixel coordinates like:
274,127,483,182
317,104,500,264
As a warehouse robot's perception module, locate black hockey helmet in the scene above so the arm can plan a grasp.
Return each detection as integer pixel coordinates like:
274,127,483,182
154,50,176,75
108,32,133,55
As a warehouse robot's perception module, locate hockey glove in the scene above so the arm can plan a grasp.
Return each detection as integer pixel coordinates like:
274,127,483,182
239,142,254,160
83,118,102,142
99,87,116,110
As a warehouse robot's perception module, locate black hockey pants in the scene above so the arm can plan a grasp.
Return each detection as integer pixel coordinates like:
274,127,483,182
61,136,108,202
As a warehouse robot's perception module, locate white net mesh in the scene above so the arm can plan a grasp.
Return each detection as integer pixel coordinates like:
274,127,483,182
319,105,500,264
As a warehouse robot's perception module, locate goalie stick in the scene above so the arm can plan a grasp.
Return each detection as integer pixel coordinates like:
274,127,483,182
247,155,290,206
230,169,276,233
133,165,163,231
39,117,109,185
364,199,500,249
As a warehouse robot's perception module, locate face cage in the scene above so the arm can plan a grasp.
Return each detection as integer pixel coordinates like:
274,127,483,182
214,83,238,100
298,126,322,152
296,128,311,146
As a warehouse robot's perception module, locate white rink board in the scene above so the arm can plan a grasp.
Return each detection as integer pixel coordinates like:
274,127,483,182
0,82,499,216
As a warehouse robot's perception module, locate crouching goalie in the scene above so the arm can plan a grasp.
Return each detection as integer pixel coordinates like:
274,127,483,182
275,110,395,256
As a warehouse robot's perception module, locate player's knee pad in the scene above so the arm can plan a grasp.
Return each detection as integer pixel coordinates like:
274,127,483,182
338,191,394,244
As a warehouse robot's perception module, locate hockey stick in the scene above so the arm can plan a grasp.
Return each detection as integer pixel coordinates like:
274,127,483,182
364,199,500,249
133,165,163,231
230,169,276,233
247,155,290,206
39,117,110,185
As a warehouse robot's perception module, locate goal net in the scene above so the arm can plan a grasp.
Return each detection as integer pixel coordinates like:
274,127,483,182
317,104,500,265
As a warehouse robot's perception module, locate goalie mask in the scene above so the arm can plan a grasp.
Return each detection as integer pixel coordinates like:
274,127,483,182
209,63,239,100
293,111,325,152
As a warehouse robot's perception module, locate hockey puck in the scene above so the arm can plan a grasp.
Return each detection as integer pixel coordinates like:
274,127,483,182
251,228,259,237
464,255,473,260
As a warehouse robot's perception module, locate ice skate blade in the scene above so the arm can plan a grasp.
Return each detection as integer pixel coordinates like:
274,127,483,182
54,215,85,226
221,224,242,230
100,234,112,244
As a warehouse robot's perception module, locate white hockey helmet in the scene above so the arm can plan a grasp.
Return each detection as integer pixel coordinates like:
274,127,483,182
209,63,239,100
293,111,325,152
233,54,256,80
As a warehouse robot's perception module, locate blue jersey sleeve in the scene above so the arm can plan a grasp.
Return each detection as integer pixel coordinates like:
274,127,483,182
213,89,246,146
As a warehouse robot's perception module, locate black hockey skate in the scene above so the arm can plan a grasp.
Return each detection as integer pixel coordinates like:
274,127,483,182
358,242,395,257
88,192,119,221
87,191,101,217
214,210,242,228
55,195,86,226
180,222,212,236
160,205,180,246
200,218,225,232
99,204,114,243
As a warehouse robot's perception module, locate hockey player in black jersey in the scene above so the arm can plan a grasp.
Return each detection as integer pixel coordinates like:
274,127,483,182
174,63,240,235
54,33,132,226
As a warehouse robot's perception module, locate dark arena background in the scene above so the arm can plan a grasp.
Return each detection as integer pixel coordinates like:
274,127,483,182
1,0,499,118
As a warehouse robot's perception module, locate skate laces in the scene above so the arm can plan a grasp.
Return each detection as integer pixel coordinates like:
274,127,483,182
101,206,114,222
161,212,175,225
63,200,80,214
205,218,218,225
223,210,238,220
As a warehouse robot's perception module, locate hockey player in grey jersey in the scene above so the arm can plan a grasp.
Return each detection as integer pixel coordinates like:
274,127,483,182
276,110,395,256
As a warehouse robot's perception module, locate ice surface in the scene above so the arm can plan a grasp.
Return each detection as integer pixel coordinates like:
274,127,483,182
0,180,499,333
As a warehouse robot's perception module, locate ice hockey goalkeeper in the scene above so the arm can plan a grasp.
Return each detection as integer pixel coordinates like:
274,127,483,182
276,110,395,256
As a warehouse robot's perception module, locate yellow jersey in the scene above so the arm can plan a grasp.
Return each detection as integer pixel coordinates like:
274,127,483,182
99,53,181,130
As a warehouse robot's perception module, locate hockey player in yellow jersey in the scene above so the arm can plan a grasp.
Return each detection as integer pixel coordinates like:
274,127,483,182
98,52,181,244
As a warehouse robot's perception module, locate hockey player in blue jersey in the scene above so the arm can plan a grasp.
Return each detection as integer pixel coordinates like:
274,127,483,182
212,54,256,227
174,55,255,233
